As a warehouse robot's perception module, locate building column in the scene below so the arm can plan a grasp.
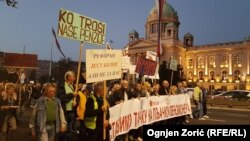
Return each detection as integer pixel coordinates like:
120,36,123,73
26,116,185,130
205,56,208,75
229,53,232,75
194,56,197,76
247,53,250,75
179,56,182,65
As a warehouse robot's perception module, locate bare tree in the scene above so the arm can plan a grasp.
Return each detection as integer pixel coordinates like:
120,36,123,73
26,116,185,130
1,0,18,8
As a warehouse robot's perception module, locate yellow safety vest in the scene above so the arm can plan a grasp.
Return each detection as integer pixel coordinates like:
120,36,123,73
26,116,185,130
85,94,98,129
76,91,87,120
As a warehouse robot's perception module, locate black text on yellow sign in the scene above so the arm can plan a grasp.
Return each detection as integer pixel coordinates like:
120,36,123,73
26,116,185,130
57,9,106,45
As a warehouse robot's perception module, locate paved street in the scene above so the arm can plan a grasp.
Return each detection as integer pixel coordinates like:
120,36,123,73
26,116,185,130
189,107,250,125
3,107,250,141
12,109,33,141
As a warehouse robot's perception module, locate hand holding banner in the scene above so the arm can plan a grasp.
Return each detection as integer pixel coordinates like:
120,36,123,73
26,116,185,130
109,95,192,141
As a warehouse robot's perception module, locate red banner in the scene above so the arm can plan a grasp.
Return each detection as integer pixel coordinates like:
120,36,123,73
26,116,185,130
135,57,157,76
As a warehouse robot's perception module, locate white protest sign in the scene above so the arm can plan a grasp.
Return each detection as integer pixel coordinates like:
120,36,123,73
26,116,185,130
170,58,178,71
86,50,122,83
121,56,130,69
146,51,157,62
58,9,106,45
129,65,136,74
109,95,191,141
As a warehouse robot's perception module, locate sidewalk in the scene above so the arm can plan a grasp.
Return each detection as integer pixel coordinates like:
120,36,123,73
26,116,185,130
9,109,33,141
191,104,250,112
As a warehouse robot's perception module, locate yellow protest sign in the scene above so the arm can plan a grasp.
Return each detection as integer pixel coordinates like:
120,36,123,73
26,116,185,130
57,9,106,45
86,50,122,83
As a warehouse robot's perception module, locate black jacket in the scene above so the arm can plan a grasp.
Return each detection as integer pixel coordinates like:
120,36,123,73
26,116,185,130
0,96,19,129
85,93,110,126
57,83,74,112
159,87,169,95
111,88,134,105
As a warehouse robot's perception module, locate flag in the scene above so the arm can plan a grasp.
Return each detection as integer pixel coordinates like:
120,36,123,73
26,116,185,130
52,27,66,58
106,42,112,50
155,0,164,57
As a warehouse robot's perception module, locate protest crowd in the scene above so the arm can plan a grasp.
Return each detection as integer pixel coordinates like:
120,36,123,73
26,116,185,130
0,69,209,141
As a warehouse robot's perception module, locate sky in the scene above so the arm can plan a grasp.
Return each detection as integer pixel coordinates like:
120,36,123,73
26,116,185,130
0,0,250,61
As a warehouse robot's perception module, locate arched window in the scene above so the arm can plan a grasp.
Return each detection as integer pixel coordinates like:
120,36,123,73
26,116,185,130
210,71,215,80
221,56,228,65
221,71,227,80
151,23,157,33
198,57,204,68
162,23,167,33
233,55,241,65
188,59,193,67
167,30,172,37
199,71,204,80
234,70,240,80
130,37,133,42
208,56,215,68
188,71,193,80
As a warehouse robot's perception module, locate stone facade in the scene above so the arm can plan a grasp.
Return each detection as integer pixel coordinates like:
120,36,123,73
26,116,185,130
125,1,250,90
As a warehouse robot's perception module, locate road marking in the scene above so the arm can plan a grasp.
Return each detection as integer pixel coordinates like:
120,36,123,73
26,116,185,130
225,113,248,117
204,118,226,122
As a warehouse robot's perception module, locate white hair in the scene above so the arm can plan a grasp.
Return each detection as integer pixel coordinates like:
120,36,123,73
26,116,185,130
64,71,75,80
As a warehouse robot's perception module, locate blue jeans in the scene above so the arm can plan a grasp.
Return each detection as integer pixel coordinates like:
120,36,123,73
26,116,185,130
66,111,75,132
36,124,56,141
194,100,203,118
65,111,75,141
197,101,203,118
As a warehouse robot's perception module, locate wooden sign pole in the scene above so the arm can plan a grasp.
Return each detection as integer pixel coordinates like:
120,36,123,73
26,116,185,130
103,80,107,140
170,70,173,87
75,41,84,92
73,42,83,107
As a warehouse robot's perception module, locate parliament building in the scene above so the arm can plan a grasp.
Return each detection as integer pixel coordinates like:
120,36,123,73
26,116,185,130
124,1,250,90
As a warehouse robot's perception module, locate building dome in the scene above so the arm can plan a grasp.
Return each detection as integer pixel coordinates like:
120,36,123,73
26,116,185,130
129,29,139,36
184,32,194,47
129,29,139,43
145,0,180,41
147,1,178,22
184,32,193,38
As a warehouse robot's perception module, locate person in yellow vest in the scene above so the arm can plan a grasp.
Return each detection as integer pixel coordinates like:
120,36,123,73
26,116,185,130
193,82,205,120
73,83,90,141
57,71,78,141
84,82,110,141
